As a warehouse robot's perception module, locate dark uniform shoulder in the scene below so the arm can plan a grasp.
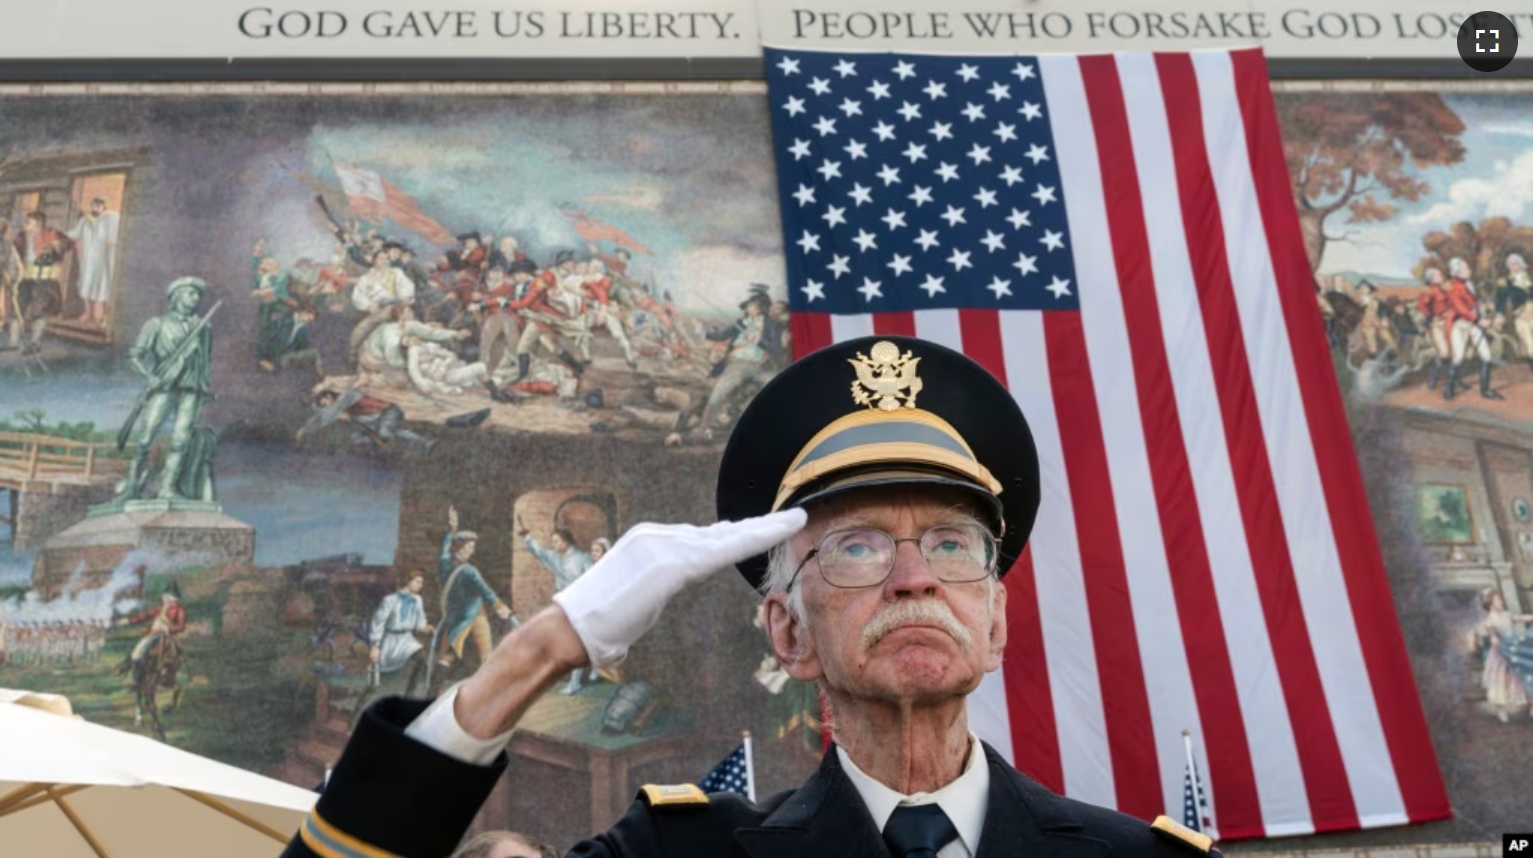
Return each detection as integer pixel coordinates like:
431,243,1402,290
569,784,791,858
1047,794,1220,858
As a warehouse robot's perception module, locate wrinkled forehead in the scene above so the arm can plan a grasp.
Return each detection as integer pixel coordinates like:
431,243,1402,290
804,484,988,536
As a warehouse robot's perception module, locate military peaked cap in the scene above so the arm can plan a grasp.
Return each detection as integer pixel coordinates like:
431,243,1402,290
717,335,1040,590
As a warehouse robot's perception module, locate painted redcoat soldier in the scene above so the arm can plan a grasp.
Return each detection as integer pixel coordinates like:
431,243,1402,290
1443,257,1502,401
1417,267,1452,391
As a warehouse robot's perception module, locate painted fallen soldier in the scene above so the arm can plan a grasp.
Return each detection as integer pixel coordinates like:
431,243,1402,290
298,385,437,453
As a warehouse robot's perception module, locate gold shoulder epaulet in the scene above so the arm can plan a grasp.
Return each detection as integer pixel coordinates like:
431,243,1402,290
639,784,709,809
1151,816,1212,855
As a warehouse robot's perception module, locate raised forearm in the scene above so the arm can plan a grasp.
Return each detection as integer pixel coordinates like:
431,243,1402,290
453,605,587,739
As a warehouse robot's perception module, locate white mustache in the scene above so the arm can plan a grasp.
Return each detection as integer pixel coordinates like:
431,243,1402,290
861,600,973,651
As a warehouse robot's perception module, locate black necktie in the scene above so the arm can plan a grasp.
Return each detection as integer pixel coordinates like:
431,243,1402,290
883,804,959,858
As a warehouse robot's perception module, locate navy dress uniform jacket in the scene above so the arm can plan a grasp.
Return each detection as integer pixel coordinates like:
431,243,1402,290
282,696,1221,858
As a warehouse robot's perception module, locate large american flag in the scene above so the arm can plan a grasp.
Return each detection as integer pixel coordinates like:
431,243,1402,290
764,47,1449,839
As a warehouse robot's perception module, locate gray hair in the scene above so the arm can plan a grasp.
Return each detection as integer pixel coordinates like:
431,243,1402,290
451,831,556,858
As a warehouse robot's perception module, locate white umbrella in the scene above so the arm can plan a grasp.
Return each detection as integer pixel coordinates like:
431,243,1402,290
0,689,317,858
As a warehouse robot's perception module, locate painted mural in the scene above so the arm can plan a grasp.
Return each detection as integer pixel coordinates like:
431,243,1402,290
1276,83,1533,842
0,87,819,849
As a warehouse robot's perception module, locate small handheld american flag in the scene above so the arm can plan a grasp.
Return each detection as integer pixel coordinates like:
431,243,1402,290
1182,731,1213,837
698,732,755,802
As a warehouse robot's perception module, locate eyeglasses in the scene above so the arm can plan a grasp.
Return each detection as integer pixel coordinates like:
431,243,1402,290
787,523,1000,591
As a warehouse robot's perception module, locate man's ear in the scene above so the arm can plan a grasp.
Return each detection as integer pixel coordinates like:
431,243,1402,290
984,580,1008,672
764,595,823,683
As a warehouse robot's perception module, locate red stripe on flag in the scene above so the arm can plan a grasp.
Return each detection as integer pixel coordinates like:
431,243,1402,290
1077,54,1265,837
791,312,835,360
1229,48,1451,824
872,312,917,337
957,309,1008,384
1000,544,1065,792
1042,310,1161,820
1156,52,1359,830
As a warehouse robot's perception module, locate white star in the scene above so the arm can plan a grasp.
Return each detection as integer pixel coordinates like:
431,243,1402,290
980,230,1006,252
902,143,928,163
929,121,954,141
817,158,842,181
908,185,934,206
813,116,838,137
808,77,832,96
923,79,948,100
833,58,858,78
987,276,1014,299
796,230,821,253
1006,208,1032,229
1025,143,1050,164
1013,252,1039,276
914,229,941,251
1032,184,1058,205
792,184,816,206
974,187,998,208
999,165,1024,186
940,205,966,227
993,122,1018,142
838,98,863,117
957,63,981,82
788,138,812,160
919,274,947,297
848,183,873,206
1046,275,1073,298
872,120,898,141
966,143,992,165
987,81,1012,101
852,229,878,252
857,277,884,301
776,56,801,76
827,254,851,278
867,79,891,100
844,139,868,160
876,164,902,186
887,254,914,276
822,205,847,227
1012,62,1036,81
1019,101,1043,121
947,249,973,271
935,162,960,182
897,101,922,122
783,96,806,116
893,60,917,79
961,103,987,122
881,208,908,230
1040,229,1066,251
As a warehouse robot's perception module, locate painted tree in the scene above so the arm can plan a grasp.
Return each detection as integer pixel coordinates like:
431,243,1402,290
1277,93,1466,271
1414,217,1533,290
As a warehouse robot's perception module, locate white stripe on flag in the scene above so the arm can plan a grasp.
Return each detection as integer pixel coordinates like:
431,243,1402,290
830,313,875,343
913,308,964,352
997,301,1115,808
1192,50,1407,827
1059,47,1211,821
1116,50,1308,834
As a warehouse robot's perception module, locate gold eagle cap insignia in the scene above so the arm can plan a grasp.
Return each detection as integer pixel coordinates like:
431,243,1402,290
849,341,923,411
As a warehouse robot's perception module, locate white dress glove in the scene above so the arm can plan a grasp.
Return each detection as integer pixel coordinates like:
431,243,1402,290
552,508,807,669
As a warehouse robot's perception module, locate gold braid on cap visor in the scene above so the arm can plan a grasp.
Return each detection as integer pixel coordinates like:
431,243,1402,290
770,408,1003,512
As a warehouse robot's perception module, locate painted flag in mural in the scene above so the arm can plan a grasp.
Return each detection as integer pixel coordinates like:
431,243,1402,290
562,208,653,255
334,163,455,245
764,46,1450,839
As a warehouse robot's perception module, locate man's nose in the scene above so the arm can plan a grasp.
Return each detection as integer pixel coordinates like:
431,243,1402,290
884,540,941,597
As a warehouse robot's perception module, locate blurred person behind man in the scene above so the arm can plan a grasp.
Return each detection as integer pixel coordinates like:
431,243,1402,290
451,830,556,858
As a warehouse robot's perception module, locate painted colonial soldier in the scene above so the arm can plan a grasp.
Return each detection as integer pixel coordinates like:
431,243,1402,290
119,277,214,501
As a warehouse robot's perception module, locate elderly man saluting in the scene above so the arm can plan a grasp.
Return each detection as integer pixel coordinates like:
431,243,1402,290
284,336,1219,858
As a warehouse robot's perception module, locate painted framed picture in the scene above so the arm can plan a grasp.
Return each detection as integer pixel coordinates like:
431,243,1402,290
1414,484,1476,545
1514,497,1532,524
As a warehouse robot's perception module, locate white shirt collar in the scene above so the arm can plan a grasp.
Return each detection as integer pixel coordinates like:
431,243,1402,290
836,733,989,855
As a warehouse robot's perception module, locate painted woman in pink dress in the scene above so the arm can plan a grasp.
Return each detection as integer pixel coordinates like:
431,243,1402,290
1469,588,1533,722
